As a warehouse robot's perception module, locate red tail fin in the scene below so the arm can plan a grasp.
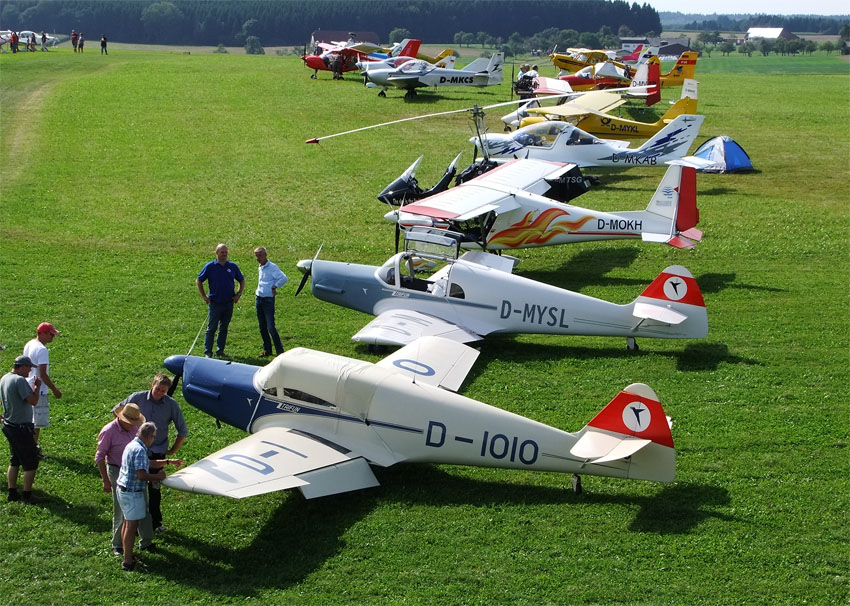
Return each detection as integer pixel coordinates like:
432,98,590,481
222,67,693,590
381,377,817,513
675,166,698,232
399,39,421,58
646,61,660,106
586,384,673,448
639,265,706,308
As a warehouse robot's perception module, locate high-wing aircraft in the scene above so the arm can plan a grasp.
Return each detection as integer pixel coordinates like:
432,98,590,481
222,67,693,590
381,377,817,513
512,79,699,139
364,52,504,97
562,52,698,90
294,231,707,349
383,159,702,250
550,45,657,73
472,114,704,167
302,38,420,79
162,338,676,499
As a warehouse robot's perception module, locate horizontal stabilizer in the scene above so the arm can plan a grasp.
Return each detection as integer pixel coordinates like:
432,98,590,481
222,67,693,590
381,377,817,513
570,429,651,462
633,302,687,325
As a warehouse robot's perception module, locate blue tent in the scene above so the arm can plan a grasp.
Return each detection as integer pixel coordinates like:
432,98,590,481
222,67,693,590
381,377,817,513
691,136,753,173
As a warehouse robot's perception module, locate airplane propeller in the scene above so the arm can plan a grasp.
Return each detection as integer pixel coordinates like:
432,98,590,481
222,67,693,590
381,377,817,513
295,243,323,296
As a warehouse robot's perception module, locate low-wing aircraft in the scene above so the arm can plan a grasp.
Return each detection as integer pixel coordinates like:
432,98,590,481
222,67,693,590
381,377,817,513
295,231,707,349
364,52,504,97
513,79,699,139
562,52,698,90
383,158,702,250
162,338,676,500
302,38,420,79
472,114,704,167
359,53,455,75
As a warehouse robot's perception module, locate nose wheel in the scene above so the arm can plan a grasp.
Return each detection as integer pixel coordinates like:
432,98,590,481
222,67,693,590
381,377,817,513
378,89,386,97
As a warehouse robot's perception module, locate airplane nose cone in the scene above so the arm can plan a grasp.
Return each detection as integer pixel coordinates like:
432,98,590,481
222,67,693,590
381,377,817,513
164,355,187,376
296,259,313,275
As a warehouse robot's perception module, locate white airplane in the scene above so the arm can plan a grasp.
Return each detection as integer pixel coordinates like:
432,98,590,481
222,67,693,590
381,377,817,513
358,53,455,74
1,30,57,50
364,52,504,98
294,231,708,349
162,338,676,499
472,114,705,168
383,158,703,250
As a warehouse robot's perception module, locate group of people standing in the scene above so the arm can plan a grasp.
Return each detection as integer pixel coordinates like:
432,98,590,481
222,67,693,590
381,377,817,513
196,244,288,359
4,31,49,53
68,30,107,54
0,243,289,571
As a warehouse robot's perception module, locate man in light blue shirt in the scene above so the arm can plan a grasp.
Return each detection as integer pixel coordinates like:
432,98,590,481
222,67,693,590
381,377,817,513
254,247,288,357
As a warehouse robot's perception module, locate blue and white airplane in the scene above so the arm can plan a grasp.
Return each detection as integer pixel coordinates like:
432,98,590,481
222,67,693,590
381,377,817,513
472,114,704,167
162,338,676,499
295,231,707,348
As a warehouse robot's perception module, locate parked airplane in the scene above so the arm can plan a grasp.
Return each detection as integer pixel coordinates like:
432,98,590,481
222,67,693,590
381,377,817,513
364,52,504,97
551,45,657,73
384,159,702,251
302,38,420,79
162,338,676,499
359,53,455,75
563,52,698,90
295,230,707,349
472,114,704,167
514,79,699,139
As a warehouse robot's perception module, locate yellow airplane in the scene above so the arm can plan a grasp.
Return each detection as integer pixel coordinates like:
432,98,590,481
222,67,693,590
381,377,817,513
550,47,615,73
517,79,698,139
416,48,456,64
651,52,699,87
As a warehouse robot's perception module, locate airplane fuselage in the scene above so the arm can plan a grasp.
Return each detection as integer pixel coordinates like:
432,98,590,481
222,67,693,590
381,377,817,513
166,352,671,481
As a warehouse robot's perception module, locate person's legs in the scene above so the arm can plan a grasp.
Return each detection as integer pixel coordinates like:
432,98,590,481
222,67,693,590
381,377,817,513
121,518,138,566
216,302,234,354
107,465,123,549
147,453,165,528
264,298,284,354
204,302,221,356
256,298,272,354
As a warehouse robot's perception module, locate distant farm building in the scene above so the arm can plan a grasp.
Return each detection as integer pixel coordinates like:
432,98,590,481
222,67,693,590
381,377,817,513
746,28,798,41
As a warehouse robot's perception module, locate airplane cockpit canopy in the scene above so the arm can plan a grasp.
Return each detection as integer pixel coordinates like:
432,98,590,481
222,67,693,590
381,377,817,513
399,59,434,75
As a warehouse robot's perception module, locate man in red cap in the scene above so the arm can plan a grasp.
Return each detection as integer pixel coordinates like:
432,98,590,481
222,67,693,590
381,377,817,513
22,322,62,455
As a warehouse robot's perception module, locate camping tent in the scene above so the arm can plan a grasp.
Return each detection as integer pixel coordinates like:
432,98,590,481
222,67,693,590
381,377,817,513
691,136,753,173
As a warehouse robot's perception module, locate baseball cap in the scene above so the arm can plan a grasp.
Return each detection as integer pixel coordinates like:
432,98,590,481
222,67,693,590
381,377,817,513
14,355,34,367
37,322,59,335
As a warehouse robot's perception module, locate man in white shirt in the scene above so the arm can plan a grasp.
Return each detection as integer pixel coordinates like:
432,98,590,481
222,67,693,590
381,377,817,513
254,247,288,357
22,322,62,453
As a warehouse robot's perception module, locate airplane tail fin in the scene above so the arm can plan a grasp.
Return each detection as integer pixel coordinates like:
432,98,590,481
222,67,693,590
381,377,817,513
630,265,708,338
570,384,675,482
396,39,421,58
486,52,505,83
435,55,456,69
636,45,659,64
629,60,660,106
660,81,698,121
641,164,702,249
635,114,704,163
663,51,699,84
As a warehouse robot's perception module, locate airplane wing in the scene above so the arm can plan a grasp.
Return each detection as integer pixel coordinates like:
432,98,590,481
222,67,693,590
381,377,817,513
377,335,480,392
163,426,379,499
386,75,423,89
353,309,481,348
531,76,574,96
400,159,575,221
527,91,626,119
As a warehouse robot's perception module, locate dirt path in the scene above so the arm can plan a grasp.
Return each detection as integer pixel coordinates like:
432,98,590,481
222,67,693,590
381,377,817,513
2,82,54,186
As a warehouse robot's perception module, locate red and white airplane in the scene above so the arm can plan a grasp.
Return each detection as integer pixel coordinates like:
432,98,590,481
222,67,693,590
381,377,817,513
302,38,420,79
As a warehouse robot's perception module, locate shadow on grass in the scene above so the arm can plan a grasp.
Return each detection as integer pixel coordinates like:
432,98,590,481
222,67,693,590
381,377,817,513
518,247,642,290
697,272,784,294
142,466,729,595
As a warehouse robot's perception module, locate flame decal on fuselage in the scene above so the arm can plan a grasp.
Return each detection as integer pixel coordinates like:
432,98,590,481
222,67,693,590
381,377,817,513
488,209,596,247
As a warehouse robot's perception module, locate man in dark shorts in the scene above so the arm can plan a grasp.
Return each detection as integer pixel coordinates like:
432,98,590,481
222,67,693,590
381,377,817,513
0,356,45,503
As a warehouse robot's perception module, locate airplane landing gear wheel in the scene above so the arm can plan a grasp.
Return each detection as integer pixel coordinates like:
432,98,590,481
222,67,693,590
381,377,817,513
404,89,417,99
504,125,512,132
310,73,317,80
378,90,386,97
571,474,582,495
626,337,638,351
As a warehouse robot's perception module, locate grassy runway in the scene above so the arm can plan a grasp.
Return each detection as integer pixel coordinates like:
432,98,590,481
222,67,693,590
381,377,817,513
0,49,848,604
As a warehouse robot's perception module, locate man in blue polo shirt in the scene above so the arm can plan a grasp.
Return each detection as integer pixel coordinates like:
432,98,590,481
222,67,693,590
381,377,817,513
196,243,245,358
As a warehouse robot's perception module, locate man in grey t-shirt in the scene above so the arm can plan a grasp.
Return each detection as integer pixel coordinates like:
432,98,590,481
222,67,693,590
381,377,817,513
0,356,44,503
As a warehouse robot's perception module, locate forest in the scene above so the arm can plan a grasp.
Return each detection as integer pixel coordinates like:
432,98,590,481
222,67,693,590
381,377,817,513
0,0,661,45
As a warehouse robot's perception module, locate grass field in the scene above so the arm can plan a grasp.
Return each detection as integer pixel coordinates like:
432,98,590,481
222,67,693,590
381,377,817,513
0,49,848,604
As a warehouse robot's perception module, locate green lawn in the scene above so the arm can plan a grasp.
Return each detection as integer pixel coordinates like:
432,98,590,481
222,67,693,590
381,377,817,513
0,48,848,605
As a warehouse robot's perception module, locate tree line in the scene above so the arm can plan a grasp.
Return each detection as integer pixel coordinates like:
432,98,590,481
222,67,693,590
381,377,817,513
0,0,660,46
683,14,848,35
